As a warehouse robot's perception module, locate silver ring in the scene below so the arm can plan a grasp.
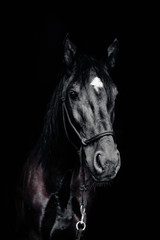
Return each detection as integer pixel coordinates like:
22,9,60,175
76,221,86,231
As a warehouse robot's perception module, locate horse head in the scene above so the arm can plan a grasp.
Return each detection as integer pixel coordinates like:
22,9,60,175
62,36,121,183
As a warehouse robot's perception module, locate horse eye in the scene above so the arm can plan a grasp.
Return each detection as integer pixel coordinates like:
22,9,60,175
69,90,78,100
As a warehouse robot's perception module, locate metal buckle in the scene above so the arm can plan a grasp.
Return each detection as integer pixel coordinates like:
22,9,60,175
81,137,87,146
61,96,65,102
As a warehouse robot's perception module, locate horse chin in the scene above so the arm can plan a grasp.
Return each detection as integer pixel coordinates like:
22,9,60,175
91,171,117,183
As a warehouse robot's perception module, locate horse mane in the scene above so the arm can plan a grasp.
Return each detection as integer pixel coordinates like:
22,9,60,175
37,70,66,168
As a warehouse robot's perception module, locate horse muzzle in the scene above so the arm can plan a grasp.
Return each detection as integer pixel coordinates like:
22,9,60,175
85,141,121,182
92,149,121,181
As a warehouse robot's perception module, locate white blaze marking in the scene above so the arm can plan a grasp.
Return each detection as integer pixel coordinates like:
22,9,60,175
90,77,103,93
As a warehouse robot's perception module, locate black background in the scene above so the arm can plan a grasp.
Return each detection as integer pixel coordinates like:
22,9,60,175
4,7,158,240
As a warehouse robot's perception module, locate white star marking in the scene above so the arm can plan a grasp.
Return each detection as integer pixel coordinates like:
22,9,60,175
90,77,103,93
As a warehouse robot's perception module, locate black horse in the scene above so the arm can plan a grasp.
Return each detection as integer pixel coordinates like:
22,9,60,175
16,35,121,240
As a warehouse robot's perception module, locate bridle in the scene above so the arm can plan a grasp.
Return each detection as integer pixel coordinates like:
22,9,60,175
61,91,114,239
61,96,114,147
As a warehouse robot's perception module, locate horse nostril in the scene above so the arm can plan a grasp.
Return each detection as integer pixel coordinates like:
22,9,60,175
94,151,104,174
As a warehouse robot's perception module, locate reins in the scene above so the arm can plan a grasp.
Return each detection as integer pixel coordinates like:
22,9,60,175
61,95,114,239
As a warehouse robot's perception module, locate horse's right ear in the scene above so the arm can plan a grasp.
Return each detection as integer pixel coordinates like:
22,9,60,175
63,34,77,69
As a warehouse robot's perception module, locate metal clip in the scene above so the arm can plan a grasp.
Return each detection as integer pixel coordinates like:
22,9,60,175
80,184,88,192
61,96,65,102
76,205,86,231
81,137,87,146
76,220,86,231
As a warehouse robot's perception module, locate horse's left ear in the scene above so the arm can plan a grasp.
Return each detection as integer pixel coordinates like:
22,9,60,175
63,34,77,69
106,38,119,70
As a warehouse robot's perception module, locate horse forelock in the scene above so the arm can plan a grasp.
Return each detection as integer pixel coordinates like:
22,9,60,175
66,54,116,108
